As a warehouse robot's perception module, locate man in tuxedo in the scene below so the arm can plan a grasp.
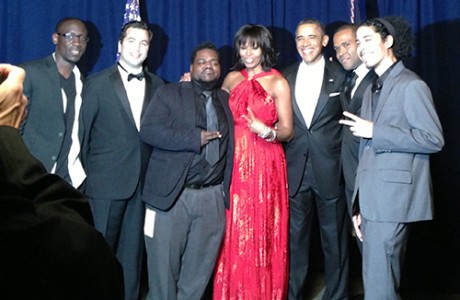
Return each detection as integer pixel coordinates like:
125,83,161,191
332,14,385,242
20,17,88,189
283,19,349,299
80,21,164,300
333,24,377,218
340,16,444,299
140,42,233,300
0,64,124,299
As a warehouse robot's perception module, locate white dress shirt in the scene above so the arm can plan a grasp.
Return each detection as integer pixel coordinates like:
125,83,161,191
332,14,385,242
118,64,146,131
351,63,371,98
295,56,325,127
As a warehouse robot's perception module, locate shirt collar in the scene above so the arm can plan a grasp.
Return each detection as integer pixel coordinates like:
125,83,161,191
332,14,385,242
300,55,325,71
354,63,371,78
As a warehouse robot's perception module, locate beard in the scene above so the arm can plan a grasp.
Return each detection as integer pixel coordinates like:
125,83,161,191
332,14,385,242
193,78,219,90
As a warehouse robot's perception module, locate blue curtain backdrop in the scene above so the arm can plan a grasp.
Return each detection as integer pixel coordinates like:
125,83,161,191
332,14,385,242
1,0,459,293
1,0,360,81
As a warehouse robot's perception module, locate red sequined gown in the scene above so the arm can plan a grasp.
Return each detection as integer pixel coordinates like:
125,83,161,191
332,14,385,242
213,69,289,299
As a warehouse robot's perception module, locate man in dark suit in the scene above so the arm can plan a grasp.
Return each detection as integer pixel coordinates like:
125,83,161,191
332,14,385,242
140,42,233,300
20,17,88,189
340,16,444,299
0,63,124,300
283,19,349,299
80,21,164,300
333,24,377,219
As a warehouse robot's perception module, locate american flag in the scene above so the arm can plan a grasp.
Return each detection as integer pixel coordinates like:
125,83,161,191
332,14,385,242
123,0,141,25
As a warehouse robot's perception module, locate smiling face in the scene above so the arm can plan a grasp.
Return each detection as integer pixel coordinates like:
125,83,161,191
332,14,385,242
53,20,88,64
333,27,361,71
238,41,263,72
356,25,395,75
295,23,328,64
118,27,150,69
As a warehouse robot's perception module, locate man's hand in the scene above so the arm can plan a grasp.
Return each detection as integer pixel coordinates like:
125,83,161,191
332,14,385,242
179,72,191,82
201,130,221,146
352,214,363,242
339,111,373,138
0,64,27,128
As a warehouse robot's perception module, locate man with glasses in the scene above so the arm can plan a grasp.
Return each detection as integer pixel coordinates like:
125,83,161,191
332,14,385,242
20,17,88,190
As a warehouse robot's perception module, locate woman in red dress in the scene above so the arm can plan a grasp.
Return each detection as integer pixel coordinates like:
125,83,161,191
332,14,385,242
213,24,293,299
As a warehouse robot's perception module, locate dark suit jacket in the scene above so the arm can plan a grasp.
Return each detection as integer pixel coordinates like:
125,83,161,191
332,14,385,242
340,68,377,209
80,64,164,200
20,55,82,171
140,82,234,211
354,61,444,222
0,126,123,299
283,59,346,198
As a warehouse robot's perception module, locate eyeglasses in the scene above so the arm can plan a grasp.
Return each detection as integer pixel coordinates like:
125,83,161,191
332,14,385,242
56,32,89,43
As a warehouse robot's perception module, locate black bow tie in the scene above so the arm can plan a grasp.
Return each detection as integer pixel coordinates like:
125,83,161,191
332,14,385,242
128,72,145,81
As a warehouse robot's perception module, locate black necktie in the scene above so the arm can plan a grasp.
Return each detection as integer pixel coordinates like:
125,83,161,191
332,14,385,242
344,71,358,102
128,72,145,81
371,78,383,114
203,90,219,166
371,77,383,93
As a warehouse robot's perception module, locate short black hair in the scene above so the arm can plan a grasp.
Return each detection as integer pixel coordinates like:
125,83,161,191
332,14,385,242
334,23,358,37
232,24,276,71
190,42,219,64
296,18,326,36
55,17,86,33
118,20,152,43
360,16,414,60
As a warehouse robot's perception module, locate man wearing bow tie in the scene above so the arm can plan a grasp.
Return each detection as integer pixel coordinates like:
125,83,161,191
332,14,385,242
80,20,164,300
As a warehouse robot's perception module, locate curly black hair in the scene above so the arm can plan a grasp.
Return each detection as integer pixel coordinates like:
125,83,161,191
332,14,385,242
190,42,219,64
361,16,414,60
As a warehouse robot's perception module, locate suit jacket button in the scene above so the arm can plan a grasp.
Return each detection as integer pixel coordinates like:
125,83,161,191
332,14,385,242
58,132,64,137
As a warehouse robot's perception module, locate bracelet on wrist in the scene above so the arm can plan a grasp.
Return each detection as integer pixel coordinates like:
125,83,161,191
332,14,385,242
265,128,277,142
257,126,277,142
257,126,271,139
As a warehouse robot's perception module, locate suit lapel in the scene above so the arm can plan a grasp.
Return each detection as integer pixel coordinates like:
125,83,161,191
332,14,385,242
44,56,66,120
340,81,350,112
110,67,136,126
348,70,376,114
180,83,198,128
310,62,339,126
217,90,234,138
372,62,402,121
142,73,154,118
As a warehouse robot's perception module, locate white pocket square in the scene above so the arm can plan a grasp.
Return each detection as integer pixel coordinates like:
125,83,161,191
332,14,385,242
329,92,341,97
